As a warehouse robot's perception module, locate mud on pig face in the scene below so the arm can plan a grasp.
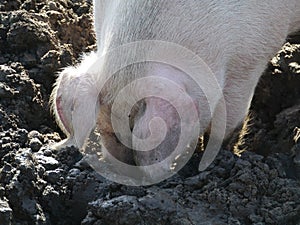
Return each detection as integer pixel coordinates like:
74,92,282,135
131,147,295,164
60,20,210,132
94,63,202,179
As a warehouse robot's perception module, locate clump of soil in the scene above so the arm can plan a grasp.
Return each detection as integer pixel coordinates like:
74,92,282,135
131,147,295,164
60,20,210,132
247,41,300,157
0,1,299,225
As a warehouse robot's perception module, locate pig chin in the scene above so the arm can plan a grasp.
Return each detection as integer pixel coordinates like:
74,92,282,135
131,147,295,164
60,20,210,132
135,129,181,166
100,128,183,180
100,132,136,166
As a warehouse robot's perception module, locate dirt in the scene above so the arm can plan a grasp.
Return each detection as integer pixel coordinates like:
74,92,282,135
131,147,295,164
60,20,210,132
0,1,299,225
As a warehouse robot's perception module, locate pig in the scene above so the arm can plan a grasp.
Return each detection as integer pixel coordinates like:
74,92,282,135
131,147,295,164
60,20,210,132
51,0,300,182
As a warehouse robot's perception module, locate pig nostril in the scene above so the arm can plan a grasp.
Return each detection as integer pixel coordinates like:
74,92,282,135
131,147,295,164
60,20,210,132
116,137,121,144
114,133,122,144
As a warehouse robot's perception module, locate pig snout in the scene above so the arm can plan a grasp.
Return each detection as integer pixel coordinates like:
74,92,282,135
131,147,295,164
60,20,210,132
132,97,182,179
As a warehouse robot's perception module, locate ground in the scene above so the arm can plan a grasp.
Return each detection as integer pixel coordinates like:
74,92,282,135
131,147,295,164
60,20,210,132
0,1,299,224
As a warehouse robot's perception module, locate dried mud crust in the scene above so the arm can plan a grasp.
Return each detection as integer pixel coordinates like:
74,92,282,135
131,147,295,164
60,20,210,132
0,1,299,225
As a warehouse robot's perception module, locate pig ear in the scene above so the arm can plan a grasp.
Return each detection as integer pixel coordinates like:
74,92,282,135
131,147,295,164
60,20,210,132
50,67,80,135
71,78,100,148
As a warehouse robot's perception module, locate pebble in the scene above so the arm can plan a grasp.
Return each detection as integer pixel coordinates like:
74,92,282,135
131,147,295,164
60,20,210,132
29,138,43,152
34,154,60,170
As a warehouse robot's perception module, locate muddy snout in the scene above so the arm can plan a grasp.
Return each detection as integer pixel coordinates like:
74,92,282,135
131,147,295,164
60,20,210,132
97,96,194,180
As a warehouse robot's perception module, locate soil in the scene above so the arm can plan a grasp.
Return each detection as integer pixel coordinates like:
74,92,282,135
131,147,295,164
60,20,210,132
0,1,299,225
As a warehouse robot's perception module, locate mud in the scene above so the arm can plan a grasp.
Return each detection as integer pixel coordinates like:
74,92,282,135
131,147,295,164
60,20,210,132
0,1,299,225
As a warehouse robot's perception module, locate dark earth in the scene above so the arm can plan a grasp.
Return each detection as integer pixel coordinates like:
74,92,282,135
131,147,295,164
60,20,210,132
0,1,299,224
